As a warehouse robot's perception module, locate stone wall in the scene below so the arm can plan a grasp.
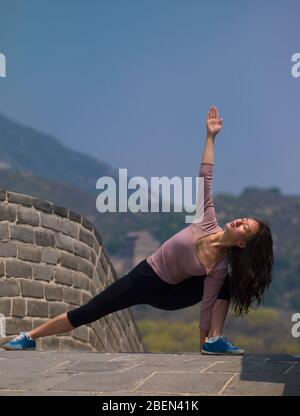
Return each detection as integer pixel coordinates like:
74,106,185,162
0,189,145,352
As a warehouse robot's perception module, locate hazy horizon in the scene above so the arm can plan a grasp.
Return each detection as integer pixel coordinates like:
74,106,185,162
1,0,299,198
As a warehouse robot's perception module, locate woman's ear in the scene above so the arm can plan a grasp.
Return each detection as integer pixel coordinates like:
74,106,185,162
237,241,246,249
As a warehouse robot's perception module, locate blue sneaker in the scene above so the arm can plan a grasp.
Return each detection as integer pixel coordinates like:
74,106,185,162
1,331,36,350
201,336,244,355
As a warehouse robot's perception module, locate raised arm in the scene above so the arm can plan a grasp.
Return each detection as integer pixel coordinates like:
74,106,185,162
194,106,223,230
201,105,223,164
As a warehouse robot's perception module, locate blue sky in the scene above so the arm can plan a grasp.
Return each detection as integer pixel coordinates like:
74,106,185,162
0,0,299,197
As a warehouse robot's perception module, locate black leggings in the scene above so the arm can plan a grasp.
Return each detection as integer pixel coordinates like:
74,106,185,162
67,258,230,328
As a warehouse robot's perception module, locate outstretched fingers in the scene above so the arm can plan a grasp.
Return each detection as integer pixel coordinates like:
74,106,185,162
208,105,217,120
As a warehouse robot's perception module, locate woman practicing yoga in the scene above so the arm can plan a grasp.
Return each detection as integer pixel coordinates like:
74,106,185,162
0,105,274,354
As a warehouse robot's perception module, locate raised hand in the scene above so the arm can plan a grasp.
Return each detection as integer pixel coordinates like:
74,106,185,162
206,105,223,137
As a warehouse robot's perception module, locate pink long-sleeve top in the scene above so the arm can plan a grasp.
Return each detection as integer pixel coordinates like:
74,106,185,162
146,161,229,332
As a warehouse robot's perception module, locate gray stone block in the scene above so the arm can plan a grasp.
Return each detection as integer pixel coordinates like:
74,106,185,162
49,301,69,317
68,210,81,223
95,338,105,351
5,317,32,334
61,252,78,271
100,251,109,274
74,240,90,259
35,230,55,247
63,287,82,305
12,298,26,317
7,192,33,207
20,279,44,298
73,272,90,291
18,245,42,262
27,299,49,317
55,232,74,253
39,335,60,350
77,257,93,278
71,326,90,343
45,284,64,301
33,199,53,213
82,291,92,304
55,267,74,286
88,329,97,347
81,217,93,231
16,207,39,226
61,219,78,238
59,337,92,351
0,278,20,296
32,264,54,281
110,320,122,345
96,259,107,283
31,317,47,328
0,298,12,315
92,269,101,288
6,259,32,278
40,212,62,232
0,223,9,239
90,249,96,265
53,205,68,218
10,224,34,243
0,204,16,222
41,247,60,264
106,325,119,350
0,261,4,276
0,190,7,201
0,241,17,257
89,280,98,297
79,227,96,248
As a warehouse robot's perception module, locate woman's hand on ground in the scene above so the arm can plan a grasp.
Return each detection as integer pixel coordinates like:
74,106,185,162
206,105,223,137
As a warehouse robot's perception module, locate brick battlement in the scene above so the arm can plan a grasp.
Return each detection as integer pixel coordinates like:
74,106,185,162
0,189,144,352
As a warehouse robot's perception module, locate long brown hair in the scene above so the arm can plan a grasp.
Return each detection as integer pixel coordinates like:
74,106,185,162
228,217,274,316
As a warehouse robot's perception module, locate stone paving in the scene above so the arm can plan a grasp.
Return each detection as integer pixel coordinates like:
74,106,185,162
0,349,299,396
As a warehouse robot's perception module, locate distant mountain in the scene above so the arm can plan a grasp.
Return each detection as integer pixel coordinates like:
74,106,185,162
0,112,117,192
0,168,98,220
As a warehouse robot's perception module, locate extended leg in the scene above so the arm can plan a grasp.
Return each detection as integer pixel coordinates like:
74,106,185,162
28,312,74,340
27,259,158,339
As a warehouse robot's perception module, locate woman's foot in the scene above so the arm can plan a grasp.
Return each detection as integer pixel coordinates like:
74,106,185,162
201,335,244,355
0,331,36,350
0,334,17,347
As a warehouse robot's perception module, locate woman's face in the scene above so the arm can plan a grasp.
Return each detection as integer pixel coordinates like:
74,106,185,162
225,217,260,247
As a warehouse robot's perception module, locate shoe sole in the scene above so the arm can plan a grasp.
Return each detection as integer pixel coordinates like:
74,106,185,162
0,335,18,348
201,349,244,355
1,344,36,351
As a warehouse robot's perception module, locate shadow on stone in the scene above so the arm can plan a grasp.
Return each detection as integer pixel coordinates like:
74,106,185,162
237,354,300,396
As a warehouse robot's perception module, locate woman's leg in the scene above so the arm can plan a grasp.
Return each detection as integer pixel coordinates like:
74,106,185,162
147,273,230,311
147,273,231,338
28,312,74,340
27,259,168,340
27,263,230,340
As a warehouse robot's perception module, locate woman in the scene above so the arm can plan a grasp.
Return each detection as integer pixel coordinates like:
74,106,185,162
0,105,274,354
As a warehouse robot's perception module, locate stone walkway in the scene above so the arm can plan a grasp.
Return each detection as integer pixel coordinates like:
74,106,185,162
0,350,299,396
